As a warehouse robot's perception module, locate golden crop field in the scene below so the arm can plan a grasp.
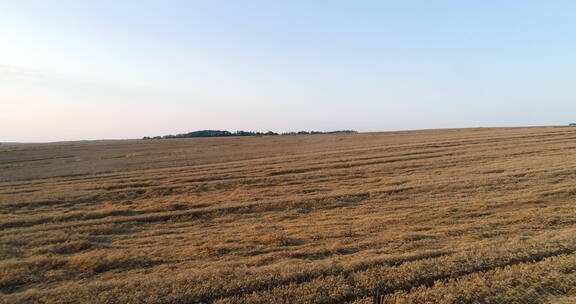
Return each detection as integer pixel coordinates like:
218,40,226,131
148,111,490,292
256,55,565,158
2,126,576,304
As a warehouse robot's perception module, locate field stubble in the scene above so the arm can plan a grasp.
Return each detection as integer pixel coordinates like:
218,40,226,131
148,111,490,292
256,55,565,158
2,127,576,303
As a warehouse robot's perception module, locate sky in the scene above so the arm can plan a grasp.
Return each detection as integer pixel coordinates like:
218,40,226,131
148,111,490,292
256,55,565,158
2,1,576,142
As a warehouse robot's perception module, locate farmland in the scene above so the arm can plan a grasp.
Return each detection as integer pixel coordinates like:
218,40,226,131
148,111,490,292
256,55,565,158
2,126,576,303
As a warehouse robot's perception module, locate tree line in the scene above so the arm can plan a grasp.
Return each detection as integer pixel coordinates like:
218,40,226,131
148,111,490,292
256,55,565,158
142,130,357,140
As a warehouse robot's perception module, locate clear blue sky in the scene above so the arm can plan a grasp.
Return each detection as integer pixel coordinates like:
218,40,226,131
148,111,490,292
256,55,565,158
2,1,576,142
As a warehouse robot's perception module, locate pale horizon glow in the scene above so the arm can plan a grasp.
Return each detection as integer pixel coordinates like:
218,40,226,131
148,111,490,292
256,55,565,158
2,1,576,142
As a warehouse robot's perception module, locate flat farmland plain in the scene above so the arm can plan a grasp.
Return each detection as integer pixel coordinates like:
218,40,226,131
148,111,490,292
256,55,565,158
2,127,576,303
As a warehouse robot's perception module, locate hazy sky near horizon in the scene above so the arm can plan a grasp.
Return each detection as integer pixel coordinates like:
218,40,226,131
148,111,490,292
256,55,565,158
2,1,576,142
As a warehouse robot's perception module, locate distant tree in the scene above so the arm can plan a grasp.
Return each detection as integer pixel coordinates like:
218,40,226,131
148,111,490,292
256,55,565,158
143,129,358,139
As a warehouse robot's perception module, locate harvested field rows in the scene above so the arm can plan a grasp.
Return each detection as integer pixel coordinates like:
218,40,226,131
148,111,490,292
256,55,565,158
2,126,576,303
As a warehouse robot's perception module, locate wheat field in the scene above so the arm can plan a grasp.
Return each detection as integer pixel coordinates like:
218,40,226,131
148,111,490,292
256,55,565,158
2,126,576,303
